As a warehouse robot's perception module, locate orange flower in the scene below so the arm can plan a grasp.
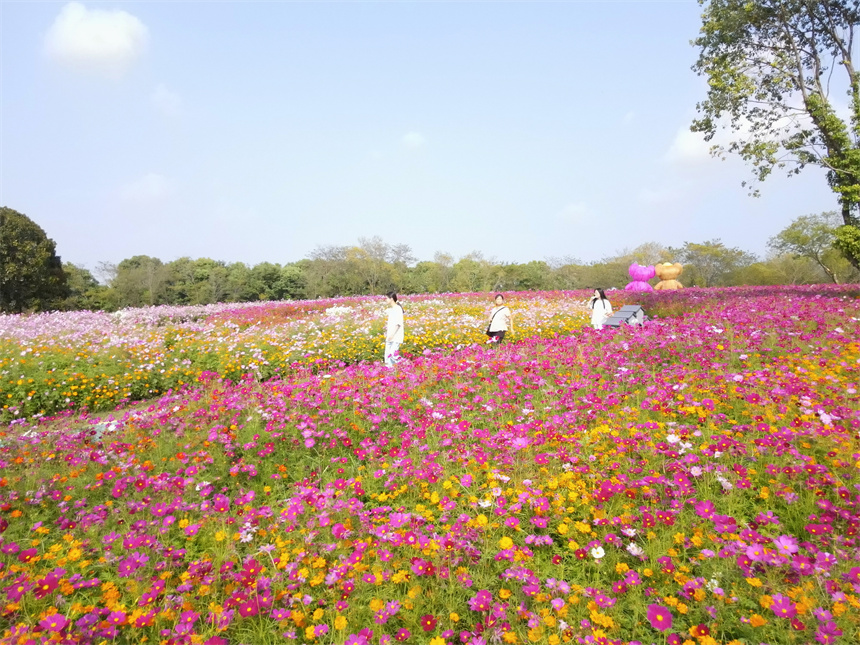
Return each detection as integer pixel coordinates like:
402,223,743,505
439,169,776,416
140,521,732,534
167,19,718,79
749,614,767,628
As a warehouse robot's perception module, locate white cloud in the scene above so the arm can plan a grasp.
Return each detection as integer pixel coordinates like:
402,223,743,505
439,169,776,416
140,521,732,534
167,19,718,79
151,84,183,118
119,173,172,202
557,201,592,223
44,2,148,79
664,126,712,164
401,132,426,148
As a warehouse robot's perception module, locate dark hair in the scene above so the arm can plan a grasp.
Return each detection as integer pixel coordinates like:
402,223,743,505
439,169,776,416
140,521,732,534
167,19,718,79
494,293,505,301
386,291,398,302
592,288,608,307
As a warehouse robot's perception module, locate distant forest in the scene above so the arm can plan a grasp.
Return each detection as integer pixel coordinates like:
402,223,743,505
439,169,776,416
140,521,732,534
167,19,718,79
67,212,859,311
2,207,858,314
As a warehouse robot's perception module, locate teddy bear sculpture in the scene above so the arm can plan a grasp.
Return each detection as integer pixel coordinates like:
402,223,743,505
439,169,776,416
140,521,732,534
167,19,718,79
625,263,655,292
654,262,684,290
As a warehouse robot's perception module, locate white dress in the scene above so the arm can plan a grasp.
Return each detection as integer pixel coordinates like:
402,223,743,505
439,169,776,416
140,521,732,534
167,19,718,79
590,298,613,329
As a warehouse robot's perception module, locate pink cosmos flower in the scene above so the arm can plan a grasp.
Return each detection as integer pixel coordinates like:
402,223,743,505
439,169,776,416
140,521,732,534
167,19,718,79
646,604,672,631
345,636,369,645
39,613,68,632
773,534,798,555
467,590,492,612
769,594,796,619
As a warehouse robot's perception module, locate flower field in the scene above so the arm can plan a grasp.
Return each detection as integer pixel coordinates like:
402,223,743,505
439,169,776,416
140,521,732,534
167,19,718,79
1,286,859,645
0,293,588,421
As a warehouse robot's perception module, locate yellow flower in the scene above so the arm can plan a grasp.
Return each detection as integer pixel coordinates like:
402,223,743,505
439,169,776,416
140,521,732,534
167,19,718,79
430,638,445,645
499,588,512,599
369,598,384,612
449,612,460,622
557,524,569,535
498,536,514,549
745,577,763,587
334,615,347,630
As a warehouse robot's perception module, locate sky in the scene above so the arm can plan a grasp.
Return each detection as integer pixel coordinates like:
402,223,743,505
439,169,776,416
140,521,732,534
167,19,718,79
0,0,839,271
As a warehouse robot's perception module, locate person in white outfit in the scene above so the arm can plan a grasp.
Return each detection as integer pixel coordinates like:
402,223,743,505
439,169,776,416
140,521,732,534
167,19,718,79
384,291,404,367
486,294,514,344
589,288,613,330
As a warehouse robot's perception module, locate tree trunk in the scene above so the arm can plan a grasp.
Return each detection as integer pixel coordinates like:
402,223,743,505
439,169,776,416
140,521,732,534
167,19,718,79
841,200,857,227
816,257,839,284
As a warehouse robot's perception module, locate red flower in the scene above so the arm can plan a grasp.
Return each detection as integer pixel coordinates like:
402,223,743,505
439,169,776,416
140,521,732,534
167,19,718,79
420,614,437,632
689,624,709,637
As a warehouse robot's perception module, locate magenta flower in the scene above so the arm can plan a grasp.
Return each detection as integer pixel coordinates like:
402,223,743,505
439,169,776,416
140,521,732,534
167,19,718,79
745,544,766,562
106,610,126,625
773,534,798,556
646,604,673,631
39,613,68,632
769,594,796,619
815,621,843,644
467,590,492,612
345,636,369,645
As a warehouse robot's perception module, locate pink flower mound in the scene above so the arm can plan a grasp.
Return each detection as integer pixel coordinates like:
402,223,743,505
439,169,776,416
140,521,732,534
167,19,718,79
625,262,655,291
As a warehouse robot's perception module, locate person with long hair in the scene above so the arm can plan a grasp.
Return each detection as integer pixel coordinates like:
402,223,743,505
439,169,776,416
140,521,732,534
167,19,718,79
384,291,404,367
589,288,613,330
486,293,514,344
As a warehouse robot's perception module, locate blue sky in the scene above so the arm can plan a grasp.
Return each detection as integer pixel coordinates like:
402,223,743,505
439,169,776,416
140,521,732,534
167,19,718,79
1,0,837,270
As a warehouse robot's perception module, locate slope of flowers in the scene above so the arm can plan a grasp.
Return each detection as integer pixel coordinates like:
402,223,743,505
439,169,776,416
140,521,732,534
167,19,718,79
0,292,589,421
0,286,859,645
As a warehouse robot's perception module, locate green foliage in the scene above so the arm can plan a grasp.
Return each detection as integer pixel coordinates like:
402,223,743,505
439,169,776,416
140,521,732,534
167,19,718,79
0,206,68,313
61,264,109,311
111,255,169,307
834,223,860,268
670,239,757,287
692,0,860,268
769,211,860,283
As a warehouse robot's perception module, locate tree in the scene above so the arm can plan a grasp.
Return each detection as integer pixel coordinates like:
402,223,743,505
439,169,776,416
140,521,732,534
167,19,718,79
0,207,68,313
768,211,846,282
672,239,758,287
111,256,169,307
501,261,553,291
272,264,307,300
62,264,109,310
451,252,495,293
691,0,860,270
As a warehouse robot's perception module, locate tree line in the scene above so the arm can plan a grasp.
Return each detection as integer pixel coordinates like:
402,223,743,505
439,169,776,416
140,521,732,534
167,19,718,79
1,206,857,314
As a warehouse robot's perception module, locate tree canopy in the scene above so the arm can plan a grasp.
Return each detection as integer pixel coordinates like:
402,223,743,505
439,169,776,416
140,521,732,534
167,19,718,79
0,207,68,313
692,0,860,269
767,210,856,282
